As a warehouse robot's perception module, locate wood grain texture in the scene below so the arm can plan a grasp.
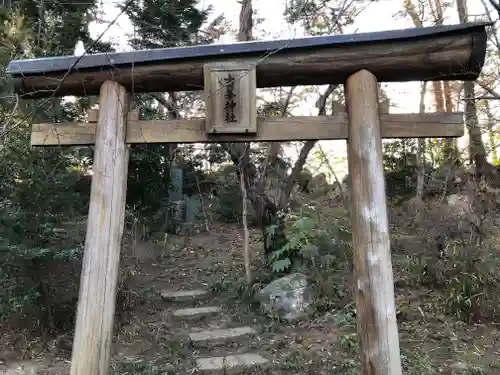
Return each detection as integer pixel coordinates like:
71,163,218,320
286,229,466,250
15,32,479,98
204,62,257,134
70,81,129,375
31,112,464,146
346,70,403,375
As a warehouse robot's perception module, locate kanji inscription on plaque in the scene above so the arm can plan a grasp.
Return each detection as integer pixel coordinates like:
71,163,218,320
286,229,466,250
203,62,257,134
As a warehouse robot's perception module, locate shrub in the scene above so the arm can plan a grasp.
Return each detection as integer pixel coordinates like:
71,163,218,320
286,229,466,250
0,137,89,334
441,243,499,323
211,164,243,223
390,196,500,324
0,237,84,332
266,204,351,274
208,164,259,225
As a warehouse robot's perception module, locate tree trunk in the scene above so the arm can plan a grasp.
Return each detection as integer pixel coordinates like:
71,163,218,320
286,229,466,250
238,0,253,41
416,81,427,199
264,87,296,206
240,163,251,283
443,80,459,156
150,92,179,161
228,0,337,261
234,0,253,266
403,0,456,165
486,101,498,165
488,0,500,19
464,81,488,172
430,0,457,164
228,0,288,260
223,143,286,256
457,0,489,175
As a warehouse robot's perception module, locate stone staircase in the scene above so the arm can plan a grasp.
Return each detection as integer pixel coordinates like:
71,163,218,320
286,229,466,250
161,289,269,374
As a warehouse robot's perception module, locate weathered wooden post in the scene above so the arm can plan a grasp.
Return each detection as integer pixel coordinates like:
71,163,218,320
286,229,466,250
70,81,129,375
345,69,402,375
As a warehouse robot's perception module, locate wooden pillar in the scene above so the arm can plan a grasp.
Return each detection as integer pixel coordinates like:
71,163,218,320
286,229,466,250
70,81,129,375
345,70,403,375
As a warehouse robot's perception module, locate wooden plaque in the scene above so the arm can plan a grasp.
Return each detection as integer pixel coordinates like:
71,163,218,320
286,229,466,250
203,62,257,134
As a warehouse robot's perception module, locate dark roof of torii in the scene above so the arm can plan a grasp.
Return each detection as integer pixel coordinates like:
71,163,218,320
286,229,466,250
7,22,489,76
6,22,491,98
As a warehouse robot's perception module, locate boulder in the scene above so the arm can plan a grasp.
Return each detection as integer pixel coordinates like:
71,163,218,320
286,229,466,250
447,193,472,216
256,273,316,322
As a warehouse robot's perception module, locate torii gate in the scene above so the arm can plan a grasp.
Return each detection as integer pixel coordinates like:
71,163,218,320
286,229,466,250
7,22,489,375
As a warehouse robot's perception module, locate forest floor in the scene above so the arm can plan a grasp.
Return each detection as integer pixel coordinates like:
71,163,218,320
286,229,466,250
1,217,500,374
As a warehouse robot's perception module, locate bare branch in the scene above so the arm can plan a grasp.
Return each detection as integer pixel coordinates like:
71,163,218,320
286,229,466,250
280,84,338,209
477,80,500,100
317,142,348,207
488,0,500,19
149,92,181,119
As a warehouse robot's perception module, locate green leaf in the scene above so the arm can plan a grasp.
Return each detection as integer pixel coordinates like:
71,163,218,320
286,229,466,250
282,240,294,252
265,224,278,237
272,258,292,273
269,247,287,261
294,216,315,233
299,243,319,259
337,227,353,242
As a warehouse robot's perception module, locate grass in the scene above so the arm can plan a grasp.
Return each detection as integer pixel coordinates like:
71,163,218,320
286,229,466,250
110,361,176,375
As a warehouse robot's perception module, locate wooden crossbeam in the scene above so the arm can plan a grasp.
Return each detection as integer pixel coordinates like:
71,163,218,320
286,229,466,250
31,112,463,146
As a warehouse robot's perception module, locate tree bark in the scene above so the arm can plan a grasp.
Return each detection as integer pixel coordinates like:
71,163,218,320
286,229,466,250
403,0,454,164
228,0,339,259
149,92,179,161
225,0,285,257
464,81,489,172
488,0,500,19
223,86,336,257
240,160,251,284
485,101,498,164
457,0,489,174
264,87,296,206
430,0,457,164
223,142,285,255
227,1,341,260
238,0,253,42
237,0,255,271
279,84,337,209
416,81,427,199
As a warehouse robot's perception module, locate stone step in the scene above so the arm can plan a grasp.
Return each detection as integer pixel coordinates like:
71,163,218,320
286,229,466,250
195,353,268,374
173,306,221,320
160,289,210,302
189,326,256,348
